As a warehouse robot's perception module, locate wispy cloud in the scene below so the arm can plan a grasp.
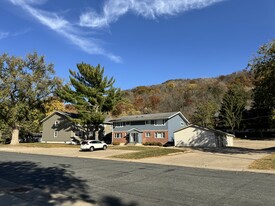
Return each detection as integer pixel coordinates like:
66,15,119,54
9,0,121,63
0,29,30,40
79,0,225,28
0,31,9,40
9,0,224,62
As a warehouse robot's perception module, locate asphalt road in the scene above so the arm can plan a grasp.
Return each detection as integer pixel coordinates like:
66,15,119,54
0,151,274,206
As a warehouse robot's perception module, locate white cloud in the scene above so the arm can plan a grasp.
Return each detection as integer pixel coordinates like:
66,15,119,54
9,0,224,62
9,0,121,63
0,31,9,40
79,0,225,28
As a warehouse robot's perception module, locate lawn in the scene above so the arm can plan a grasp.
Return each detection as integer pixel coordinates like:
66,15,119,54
249,153,275,170
0,143,79,148
110,146,184,159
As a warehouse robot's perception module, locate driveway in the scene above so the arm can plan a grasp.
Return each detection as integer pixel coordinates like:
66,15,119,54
0,139,274,173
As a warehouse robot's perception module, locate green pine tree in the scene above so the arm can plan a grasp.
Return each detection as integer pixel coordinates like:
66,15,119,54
58,63,121,140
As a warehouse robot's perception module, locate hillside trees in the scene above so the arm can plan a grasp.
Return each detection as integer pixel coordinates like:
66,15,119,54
218,83,250,132
248,40,275,126
57,63,121,140
0,53,61,144
192,100,219,128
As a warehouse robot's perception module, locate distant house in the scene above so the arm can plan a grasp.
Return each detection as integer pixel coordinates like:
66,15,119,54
111,112,190,145
40,111,82,143
174,124,234,148
40,111,112,143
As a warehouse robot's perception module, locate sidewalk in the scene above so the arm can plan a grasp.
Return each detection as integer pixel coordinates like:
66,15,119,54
0,142,274,205
0,141,274,174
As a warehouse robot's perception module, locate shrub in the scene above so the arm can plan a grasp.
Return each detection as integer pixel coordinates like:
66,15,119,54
112,142,120,145
143,142,163,146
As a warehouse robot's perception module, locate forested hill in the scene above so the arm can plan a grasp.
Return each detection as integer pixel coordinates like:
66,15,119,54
112,70,254,127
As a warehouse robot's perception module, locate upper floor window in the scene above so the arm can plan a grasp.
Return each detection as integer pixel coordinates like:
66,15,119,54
154,119,165,126
114,122,124,128
54,120,59,127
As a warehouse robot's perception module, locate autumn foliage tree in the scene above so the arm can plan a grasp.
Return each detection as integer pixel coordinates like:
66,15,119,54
0,53,61,144
218,83,249,132
249,40,275,125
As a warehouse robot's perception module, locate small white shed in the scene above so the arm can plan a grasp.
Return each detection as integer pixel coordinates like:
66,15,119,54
174,124,234,147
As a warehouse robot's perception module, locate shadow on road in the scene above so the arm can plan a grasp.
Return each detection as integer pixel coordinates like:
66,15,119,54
100,196,138,206
0,161,95,205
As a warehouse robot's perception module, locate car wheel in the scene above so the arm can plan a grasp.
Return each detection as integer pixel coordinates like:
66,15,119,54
103,145,107,150
90,146,94,151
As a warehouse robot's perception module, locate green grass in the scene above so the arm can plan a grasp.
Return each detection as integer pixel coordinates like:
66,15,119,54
110,146,184,159
249,153,275,170
0,143,78,148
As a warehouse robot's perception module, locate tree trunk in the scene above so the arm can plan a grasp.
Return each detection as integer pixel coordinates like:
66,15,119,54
94,130,99,140
94,125,99,140
10,127,20,145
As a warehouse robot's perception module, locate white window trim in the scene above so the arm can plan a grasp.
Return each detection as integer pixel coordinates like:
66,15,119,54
114,122,124,128
54,131,58,138
154,120,166,126
145,132,151,137
154,132,165,138
114,133,122,138
54,120,59,127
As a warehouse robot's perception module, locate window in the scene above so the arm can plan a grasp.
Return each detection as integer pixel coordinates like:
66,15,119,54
145,120,151,125
154,120,165,126
145,132,151,137
54,131,58,138
54,121,59,127
114,122,124,128
75,131,83,137
155,132,165,138
114,133,122,138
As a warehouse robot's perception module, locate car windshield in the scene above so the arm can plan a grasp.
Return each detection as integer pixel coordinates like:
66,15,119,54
92,140,101,144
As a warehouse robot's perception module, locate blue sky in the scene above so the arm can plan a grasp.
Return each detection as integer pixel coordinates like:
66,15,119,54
0,0,274,90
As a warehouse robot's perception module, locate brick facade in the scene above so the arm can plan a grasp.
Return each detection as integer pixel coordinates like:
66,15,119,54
112,132,127,144
112,131,169,145
142,131,168,144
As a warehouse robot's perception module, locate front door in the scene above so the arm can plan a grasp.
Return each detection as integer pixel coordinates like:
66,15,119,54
130,133,139,143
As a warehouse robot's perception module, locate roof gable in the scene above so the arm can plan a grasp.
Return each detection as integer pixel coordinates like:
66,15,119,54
40,111,78,123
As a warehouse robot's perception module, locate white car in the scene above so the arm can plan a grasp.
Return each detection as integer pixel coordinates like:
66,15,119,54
80,140,108,151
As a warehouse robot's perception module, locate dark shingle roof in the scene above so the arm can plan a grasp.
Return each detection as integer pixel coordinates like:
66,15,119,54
111,111,189,123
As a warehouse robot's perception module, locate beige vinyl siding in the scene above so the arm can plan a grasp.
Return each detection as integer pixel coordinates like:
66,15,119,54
42,113,74,143
174,125,234,147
